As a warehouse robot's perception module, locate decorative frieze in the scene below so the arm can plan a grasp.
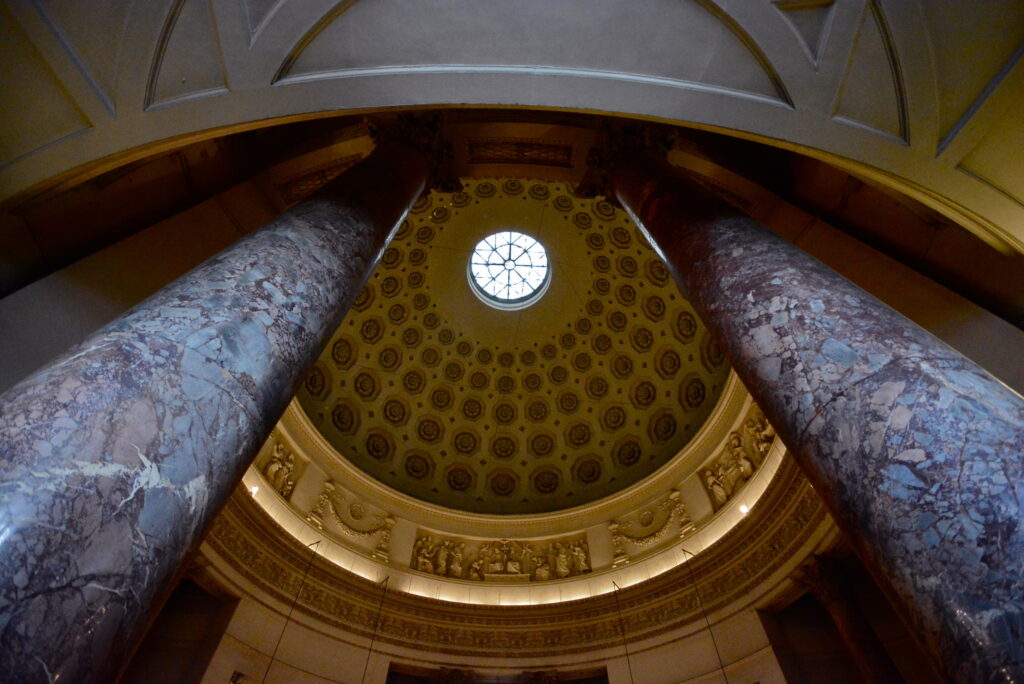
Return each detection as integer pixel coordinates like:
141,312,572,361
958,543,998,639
608,489,694,567
261,442,298,499
411,533,591,582
205,458,828,658
307,479,396,561
466,138,573,168
275,154,363,204
701,410,776,511
745,412,776,461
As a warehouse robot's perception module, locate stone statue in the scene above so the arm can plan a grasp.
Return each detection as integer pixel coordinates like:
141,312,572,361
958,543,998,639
746,414,775,460
713,432,758,494
532,555,551,581
504,542,522,574
513,542,532,574
571,541,590,574
553,542,571,579
263,447,284,482
608,521,629,566
705,469,728,508
409,534,590,583
306,480,336,529
484,542,506,574
434,540,451,576
448,542,464,578
414,535,435,574
737,451,755,480
263,443,296,497
474,539,535,577
727,432,745,467
373,515,395,561
468,558,484,581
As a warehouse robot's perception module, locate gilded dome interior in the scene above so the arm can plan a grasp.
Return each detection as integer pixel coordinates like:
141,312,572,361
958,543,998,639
297,178,730,514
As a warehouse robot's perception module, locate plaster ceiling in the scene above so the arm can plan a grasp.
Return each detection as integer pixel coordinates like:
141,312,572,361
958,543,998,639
297,179,730,514
3,0,1023,257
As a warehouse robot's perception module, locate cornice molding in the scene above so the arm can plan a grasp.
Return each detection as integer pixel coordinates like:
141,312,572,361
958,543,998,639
279,370,750,536
203,455,831,658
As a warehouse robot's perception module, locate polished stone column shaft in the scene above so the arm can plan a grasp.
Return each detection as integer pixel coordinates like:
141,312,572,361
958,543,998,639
0,142,429,683
612,156,1024,684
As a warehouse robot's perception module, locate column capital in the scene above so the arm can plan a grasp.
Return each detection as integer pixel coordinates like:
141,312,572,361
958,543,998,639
796,555,850,606
576,122,676,200
368,112,461,192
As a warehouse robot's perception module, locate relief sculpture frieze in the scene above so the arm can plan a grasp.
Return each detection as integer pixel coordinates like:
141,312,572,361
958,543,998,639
261,442,298,499
608,488,694,567
412,533,591,582
701,410,776,511
307,479,396,561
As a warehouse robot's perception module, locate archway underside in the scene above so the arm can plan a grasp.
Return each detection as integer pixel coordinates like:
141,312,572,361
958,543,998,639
3,0,1023,256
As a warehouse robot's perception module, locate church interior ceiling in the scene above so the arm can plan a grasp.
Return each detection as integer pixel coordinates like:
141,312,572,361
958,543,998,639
296,178,731,515
2,1,1021,675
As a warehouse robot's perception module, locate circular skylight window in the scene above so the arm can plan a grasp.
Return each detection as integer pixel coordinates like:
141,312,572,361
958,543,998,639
468,231,550,310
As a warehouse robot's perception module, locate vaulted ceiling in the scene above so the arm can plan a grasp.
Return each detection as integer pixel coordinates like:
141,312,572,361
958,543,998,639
3,0,1023,258
1,2,1020,677
297,179,730,514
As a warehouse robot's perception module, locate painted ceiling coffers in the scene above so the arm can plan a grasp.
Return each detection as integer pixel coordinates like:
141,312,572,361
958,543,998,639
297,179,730,515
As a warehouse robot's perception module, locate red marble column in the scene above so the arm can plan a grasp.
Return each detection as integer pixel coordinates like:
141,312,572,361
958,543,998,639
0,141,430,683
611,153,1024,684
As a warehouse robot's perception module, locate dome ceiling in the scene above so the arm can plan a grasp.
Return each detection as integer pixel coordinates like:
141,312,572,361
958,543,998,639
297,179,730,514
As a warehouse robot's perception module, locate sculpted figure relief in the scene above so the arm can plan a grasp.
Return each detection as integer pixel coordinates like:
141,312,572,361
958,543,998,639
468,558,484,581
609,488,694,562
746,413,776,460
435,540,452,576
306,479,396,553
532,555,551,581
448,542,464,578
263,443,296,498
705,469,729,508
552,543,571,579
414,535,436,574
410,533,591,582
480,539,532,576
373,515,396,561
306,480,336,529
571,541,591,574
702,410,776,510
608,522,629,567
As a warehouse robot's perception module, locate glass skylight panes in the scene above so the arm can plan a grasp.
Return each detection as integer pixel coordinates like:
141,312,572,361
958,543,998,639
468,231,550,309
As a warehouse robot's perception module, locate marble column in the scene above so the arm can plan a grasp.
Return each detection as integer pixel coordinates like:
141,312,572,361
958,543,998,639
612,154,1024,684
799,556,903,684
0,141,430,683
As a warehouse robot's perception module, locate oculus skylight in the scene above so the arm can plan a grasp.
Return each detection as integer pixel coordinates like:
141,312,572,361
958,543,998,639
468,231,550,310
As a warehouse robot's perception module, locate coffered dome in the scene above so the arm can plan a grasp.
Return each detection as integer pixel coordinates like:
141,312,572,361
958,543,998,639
296,179,730,514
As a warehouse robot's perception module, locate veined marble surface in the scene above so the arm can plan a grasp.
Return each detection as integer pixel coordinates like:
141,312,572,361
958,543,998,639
615,159,1024,684
0,144,428,683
